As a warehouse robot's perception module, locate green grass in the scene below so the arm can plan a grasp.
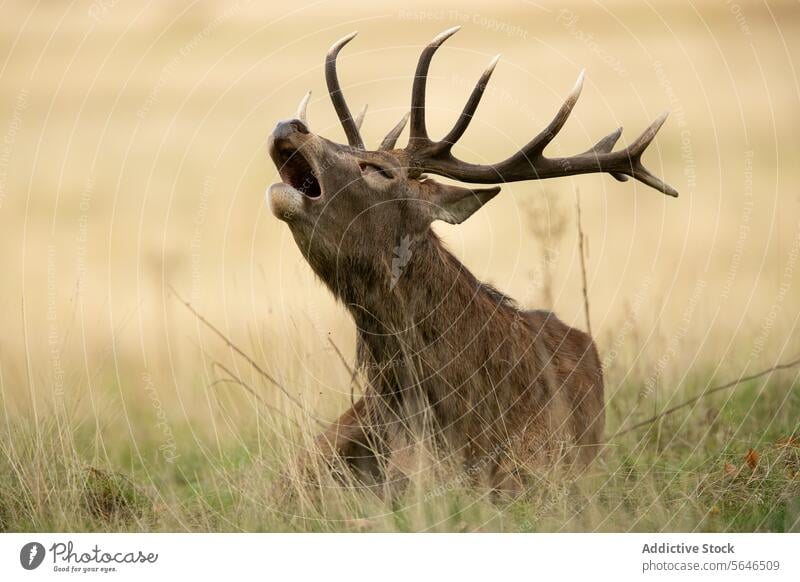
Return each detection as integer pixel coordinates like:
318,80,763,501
1,373,797,533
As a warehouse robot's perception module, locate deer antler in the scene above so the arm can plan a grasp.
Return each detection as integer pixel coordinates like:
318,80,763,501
402,27,677,197
379,112,409,150
295,90,311,125
326,32,365,149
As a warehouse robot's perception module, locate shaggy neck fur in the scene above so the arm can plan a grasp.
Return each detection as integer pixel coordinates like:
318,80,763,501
306,230,528,414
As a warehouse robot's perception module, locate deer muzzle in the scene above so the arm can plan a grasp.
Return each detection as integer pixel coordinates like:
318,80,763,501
266,119,324,221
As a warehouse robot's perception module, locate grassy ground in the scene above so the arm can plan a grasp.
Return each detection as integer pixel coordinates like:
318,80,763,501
1,0,799,532
1,361,798,532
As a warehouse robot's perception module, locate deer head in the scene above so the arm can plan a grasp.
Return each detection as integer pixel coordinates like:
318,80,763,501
267,27,676,291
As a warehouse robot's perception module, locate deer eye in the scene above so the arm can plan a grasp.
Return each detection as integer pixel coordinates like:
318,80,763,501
358,161,394,180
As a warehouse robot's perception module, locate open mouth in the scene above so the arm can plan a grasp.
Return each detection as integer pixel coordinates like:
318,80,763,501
270,140,322,199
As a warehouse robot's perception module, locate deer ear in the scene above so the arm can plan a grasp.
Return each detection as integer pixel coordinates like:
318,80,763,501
422,179,502,225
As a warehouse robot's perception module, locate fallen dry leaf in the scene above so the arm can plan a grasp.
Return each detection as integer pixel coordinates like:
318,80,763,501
745,448,760,470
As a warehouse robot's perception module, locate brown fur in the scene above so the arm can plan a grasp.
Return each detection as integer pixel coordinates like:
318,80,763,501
311,233,605,493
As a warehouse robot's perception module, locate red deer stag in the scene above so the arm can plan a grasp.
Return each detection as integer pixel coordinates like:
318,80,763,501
266,28,676,495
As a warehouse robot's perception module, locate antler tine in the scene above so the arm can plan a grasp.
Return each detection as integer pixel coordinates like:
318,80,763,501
585,126,622,154
514,70,585,161
617,112,677,196
325,31,364,149
440,54,501,148
628,111,668,156
354,103,368,131
380,112,410,150
296,90,311,125
409,26,461,143
582,127,629,182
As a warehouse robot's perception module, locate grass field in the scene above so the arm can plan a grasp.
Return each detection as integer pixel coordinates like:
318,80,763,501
2,367,799,532
0,0,799,532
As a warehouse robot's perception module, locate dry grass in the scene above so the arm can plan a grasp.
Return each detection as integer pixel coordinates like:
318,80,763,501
0,0,799,531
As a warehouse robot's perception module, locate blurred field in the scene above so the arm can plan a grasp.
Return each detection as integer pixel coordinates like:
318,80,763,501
0,0,799,532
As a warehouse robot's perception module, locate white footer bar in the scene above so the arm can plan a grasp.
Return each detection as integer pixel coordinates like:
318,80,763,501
1,533,798,581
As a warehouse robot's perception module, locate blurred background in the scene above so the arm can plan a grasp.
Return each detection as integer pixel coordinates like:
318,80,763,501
1,0,798,452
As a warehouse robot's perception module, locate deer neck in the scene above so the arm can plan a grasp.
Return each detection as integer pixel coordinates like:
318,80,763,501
319,231,512,366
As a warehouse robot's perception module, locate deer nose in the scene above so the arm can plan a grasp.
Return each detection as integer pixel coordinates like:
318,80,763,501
272,119,309,140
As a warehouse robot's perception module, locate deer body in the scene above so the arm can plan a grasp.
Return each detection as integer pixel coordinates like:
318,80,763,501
309,230,605,490
266,28,675,493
